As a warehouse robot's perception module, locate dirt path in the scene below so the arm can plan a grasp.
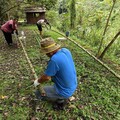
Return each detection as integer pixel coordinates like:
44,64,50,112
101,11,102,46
0,30,35,82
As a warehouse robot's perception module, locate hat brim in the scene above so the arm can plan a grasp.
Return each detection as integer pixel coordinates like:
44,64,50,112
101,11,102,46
41,44,61,54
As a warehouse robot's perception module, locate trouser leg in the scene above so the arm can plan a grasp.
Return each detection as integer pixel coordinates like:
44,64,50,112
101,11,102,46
43,85,66,101
40,31,42,36
35,85,66,101
36,23,42,36
43,86,68,110
2,31,12,45
34,86,68,110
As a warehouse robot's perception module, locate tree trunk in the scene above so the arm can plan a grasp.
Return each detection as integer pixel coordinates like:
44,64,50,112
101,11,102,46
98,31,120,59
70,0,76,29
96,0,116,57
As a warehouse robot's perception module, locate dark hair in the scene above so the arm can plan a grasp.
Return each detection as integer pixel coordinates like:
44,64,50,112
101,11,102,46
44,19,49,24
44,19,47,22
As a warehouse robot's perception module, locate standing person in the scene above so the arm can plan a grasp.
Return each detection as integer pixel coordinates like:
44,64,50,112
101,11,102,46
1,17,19,46
34,37,77,110
36,18,51,36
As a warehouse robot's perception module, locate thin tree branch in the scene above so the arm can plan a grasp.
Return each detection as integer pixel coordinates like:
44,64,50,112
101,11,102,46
0,1,30,19
96,0,116,57
99,31,120,59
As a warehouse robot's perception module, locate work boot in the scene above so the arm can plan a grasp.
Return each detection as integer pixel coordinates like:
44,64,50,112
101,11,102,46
8,43,18,48
8,43,13,46
52,99,68,110
34,90,45,100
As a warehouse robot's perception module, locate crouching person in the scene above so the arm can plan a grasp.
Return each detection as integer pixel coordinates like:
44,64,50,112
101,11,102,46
34,37,77,110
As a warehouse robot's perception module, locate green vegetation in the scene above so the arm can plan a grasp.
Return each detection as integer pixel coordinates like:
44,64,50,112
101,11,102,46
0,26,120,119
0,0,120,119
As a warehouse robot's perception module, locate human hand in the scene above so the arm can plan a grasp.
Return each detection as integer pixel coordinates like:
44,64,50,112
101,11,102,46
11,30,14,34
34,79,40,87
15,30,19,35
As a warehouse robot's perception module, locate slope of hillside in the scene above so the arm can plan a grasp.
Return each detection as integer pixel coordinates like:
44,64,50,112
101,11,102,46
0,28,119,120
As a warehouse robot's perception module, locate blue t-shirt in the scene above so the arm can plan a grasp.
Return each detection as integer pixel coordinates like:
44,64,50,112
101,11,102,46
45,48,77,98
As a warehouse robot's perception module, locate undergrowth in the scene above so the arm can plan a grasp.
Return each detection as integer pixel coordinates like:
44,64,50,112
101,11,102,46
0,27,120,120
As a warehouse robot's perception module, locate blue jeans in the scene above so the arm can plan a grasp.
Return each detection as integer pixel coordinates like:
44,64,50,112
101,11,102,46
35,85,66,101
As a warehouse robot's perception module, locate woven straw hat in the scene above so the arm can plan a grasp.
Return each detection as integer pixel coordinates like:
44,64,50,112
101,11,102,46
40,37,61,54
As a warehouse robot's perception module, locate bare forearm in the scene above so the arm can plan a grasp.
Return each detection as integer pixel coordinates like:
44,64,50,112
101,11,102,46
38,74,51,83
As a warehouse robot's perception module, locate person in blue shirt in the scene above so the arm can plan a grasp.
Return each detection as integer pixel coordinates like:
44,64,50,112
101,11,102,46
34,37,77,110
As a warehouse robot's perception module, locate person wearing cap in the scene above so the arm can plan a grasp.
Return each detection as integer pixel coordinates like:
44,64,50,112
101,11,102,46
34,37,77,110
36,18,51,36
1,17,19,46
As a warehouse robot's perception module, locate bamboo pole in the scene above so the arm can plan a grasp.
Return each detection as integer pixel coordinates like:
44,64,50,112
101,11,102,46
17,35,46,95
96,0,116,56
99,31,120,59
51,29,120,80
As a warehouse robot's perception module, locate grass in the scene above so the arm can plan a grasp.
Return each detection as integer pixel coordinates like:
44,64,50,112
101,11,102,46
0,26,120,120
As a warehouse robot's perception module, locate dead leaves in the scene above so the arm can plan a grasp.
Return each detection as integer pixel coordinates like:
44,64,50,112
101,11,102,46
0,95,8,99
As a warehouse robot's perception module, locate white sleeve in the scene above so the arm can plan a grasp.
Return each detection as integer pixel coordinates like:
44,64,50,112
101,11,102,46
37,19,44,24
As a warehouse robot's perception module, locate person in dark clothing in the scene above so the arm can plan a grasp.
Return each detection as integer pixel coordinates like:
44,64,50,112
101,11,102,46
1,17,18,46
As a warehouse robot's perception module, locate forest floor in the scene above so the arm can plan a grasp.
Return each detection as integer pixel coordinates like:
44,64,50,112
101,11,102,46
0,28,120,120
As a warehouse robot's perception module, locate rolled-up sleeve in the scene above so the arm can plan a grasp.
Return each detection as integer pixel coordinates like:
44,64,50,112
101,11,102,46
45,60,59,76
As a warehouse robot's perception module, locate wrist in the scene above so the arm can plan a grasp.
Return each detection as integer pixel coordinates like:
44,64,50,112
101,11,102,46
34,79,40,87
37,79,40,83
